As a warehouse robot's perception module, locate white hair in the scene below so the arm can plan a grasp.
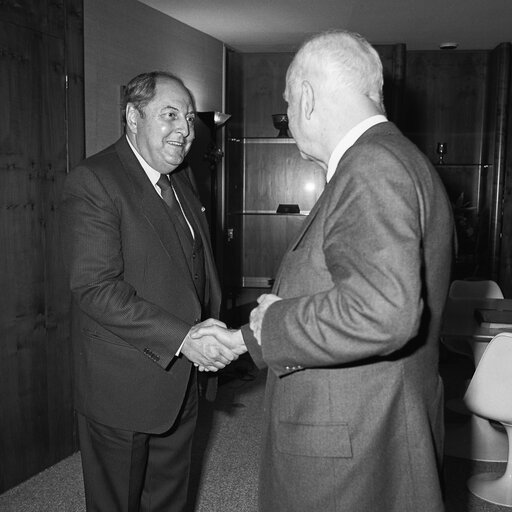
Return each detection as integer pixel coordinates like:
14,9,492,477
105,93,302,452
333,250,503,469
288,30,385,112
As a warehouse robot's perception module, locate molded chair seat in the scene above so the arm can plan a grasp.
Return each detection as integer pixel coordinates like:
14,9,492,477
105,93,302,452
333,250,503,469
463,332,512,506
443,279,504,361
448,279,504,300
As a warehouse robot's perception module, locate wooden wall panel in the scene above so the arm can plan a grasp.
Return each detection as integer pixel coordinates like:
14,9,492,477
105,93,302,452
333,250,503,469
241,53,294,137
0,0,64,35
374,44,406,126
0,20,50,492
0,0,83,492
403,51,489,165
491,44,512,294
242,215,306,282
225,49,244,140
243,141,324,212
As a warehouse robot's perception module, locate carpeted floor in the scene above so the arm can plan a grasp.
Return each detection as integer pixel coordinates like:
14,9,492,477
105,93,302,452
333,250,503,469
0,353,511,512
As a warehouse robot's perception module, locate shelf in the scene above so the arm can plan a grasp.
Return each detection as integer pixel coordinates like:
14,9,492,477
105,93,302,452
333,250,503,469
434,164,491,168
229,137,296,144
228,210,310,216
242,276,274,288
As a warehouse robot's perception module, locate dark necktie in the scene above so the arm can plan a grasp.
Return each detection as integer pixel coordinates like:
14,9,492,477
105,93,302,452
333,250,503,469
157,174,193,243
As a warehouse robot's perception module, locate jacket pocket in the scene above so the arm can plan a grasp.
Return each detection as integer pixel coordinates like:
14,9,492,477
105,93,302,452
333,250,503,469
82,327,134,350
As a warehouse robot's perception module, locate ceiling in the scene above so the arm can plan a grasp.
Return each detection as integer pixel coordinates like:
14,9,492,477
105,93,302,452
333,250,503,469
140,0,512,52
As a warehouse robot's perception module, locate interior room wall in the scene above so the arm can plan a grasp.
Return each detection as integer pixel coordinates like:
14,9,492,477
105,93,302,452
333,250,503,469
84,0,224,156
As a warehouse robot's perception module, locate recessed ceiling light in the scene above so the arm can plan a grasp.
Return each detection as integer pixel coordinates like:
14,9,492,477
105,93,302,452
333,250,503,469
439,42,459,50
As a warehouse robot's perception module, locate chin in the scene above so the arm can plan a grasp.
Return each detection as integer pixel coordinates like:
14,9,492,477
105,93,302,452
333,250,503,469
164,153,185,167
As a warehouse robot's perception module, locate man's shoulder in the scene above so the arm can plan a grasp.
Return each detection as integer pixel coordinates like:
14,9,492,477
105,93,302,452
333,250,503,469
69,138,127,179
81,138,124,168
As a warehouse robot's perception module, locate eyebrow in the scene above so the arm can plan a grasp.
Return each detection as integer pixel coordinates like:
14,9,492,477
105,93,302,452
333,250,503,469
161,105,195,115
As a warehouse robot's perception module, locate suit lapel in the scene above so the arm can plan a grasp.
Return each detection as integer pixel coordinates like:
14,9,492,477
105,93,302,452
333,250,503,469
289,195,323,251
114,138,192,279
271,187,326,292
273,122,397,293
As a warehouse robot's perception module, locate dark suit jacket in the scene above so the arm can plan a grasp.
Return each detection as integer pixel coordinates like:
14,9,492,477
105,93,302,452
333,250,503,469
61,136,220,434
244,122,453,511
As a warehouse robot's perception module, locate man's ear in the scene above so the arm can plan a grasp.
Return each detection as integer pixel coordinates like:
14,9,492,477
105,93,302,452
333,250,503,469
301,80,315,120
125,103,139,133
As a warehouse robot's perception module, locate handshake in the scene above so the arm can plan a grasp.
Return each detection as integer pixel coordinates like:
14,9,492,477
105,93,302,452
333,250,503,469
181,293,282,372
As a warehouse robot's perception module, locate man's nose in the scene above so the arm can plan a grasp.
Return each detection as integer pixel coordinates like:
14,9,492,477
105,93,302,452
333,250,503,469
175,116,190,136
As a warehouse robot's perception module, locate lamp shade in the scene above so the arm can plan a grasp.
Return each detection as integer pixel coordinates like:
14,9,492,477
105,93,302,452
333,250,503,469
197,111,231,130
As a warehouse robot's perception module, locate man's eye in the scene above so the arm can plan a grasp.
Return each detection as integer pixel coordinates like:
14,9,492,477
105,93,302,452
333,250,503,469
187,116,195,124
167,112,177,119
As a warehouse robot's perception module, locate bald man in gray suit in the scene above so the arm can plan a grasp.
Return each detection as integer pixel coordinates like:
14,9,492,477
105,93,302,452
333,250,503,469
197,30,453,511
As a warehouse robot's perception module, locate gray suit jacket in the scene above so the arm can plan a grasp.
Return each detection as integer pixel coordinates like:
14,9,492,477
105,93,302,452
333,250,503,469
61,136,221,434
244,122,453,511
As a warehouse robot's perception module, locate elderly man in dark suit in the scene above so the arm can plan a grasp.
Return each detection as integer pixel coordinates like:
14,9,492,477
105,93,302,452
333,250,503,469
197,30,454,511
60,71,244,512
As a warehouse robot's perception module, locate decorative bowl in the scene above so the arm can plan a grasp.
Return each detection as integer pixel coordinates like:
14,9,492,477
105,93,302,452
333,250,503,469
272,114,289,138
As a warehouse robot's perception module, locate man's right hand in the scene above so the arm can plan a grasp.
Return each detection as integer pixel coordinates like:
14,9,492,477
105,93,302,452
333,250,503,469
181,318,240,372
189,324,247,372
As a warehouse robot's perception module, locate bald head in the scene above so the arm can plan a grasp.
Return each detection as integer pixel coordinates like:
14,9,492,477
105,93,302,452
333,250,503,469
287,30,385,113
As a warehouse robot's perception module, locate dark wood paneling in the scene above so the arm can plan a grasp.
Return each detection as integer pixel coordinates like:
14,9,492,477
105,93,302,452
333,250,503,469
65,0,85,171
242,215,306,280
491,44,512,295
225,49,244,140
0,19,52,492
243,141,324,212
403,50,489,165
0,0,65,37
241,53,294,137
0,0,83,493
374,44,406,126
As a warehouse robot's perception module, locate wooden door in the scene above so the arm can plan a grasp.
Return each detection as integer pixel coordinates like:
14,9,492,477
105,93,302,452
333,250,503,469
0,0,84,492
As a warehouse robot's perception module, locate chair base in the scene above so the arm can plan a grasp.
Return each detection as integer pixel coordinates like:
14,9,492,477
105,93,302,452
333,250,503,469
467,472,512,507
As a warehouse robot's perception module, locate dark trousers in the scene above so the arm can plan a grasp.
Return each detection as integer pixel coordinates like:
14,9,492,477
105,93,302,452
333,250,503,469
77,376,198,512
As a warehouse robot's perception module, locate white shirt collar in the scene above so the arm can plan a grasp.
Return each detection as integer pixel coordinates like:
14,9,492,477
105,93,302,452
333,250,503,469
326,115,388,183
126,135,162,186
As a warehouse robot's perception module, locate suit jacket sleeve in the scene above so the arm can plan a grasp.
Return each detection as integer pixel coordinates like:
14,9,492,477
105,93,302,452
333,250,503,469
241,324,266,369
61,164,190,370
258,143,431,377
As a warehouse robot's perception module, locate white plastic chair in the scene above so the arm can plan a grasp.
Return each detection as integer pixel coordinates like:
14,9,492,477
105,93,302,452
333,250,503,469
448,279,504,300
463,332,512,506
443,279,509,462
444,279,504,360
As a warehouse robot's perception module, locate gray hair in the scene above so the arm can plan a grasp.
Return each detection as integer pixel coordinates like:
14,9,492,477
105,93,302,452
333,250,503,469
288,30,384,112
